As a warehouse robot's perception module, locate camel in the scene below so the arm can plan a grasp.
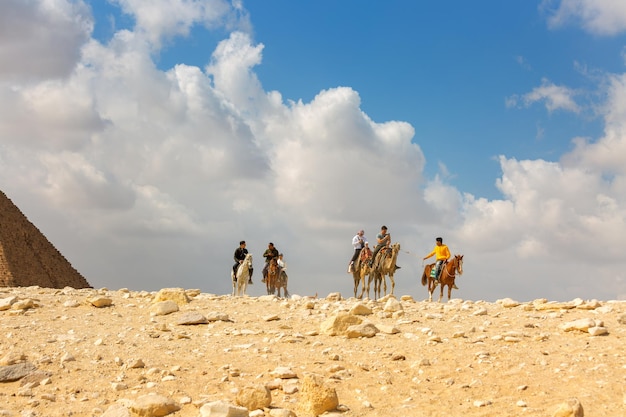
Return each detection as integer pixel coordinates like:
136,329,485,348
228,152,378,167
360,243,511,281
351,247,372,299
370,242,400,299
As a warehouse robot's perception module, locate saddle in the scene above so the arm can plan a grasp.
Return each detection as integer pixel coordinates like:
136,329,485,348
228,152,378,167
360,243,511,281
359,247,372,263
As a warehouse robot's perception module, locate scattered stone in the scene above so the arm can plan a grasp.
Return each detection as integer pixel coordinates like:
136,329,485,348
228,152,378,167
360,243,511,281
175,312,208,325
269,409,296,417
0,296,18,311
129,394,180,417
126,358,146,369
349,303,372,316
325,293,342,302
152,288,191,305
552,397,584,417
150,301,179,316
320,312,362,336
0,351,26,366
263,314,280,321
498,298,521,308
587,326,608,336
560,318,597,332
88,296,113,308
205,312,231,322
11,299,36,310
199,400,248,417
270,367,297,379
0,362,37,382
383,298,403,313
235,384,272,411
102,404,132,417
346,323,379,338
297,374,339,417
377,324,400,334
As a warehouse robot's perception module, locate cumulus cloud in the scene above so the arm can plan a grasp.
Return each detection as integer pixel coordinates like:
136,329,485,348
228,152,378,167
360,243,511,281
1,0,625,302
506,78,581,113
542,0,626,35
0,0,92,81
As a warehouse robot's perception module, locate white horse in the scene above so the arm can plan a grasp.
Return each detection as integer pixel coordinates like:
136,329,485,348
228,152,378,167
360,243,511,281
231,253,253,297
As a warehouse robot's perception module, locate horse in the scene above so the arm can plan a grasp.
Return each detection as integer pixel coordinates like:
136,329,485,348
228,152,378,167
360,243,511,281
266,258,279,295
275,269,289,298
421,254,464,302
370,242,400,299
231,253,253,297
352,247,372,299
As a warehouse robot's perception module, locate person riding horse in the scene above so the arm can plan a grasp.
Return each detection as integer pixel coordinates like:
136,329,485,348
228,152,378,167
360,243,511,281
262,242,279,283
423,237,458,290
233,240,253,284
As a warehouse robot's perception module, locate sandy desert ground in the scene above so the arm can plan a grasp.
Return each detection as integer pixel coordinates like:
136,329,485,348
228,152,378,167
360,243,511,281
0,286,625,417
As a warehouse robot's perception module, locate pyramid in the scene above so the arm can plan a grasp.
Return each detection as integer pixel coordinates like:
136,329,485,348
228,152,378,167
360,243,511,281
0,190,91,288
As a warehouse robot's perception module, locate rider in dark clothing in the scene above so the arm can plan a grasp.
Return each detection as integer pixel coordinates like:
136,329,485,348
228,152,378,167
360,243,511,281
233,240,253,284
262,242,279,283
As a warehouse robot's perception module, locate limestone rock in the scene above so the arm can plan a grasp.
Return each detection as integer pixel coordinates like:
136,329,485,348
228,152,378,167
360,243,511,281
0,296,17,311
150,300,179,316
383,297,403,312
152,288,191,305
560,318,597,332
320,312,362,336
552,398,584,417
175,312,208,325
297,374,338,417
88,296,112,308
0,362,37,382
129,394,180,417
346,323,379,338
199,400,249,417
270,367,297,379
102,404,132,417
349,303,372,316
235,384,272,410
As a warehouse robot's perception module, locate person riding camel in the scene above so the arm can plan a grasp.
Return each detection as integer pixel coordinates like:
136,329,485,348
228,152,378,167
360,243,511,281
423,237,458,289
369,225,400,270
348,230,368,273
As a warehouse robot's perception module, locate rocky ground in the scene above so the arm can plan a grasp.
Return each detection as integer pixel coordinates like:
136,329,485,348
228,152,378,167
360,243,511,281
0,286,625,417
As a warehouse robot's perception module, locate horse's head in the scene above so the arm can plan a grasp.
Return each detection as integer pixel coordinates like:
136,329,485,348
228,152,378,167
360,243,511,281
454,254,464,275
245,253,253,267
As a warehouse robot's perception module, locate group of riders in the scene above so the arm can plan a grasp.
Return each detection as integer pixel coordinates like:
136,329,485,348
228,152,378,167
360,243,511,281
232,241,286,285
348,226,458,289
233,227,458,292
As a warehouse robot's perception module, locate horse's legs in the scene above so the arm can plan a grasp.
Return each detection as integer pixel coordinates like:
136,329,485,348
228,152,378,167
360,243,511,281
428,277,434,302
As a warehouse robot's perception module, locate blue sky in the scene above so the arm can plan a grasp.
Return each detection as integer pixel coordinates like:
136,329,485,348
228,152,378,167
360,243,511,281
1,0,626,302
93,1,615,198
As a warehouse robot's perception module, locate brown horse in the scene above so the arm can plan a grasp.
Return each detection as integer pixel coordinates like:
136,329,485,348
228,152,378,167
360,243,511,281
421,254,464,302
352,247,372,299
266,258,279,295
370,242,400,300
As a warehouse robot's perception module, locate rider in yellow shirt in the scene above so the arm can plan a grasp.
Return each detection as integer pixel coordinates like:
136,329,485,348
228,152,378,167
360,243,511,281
423,237,458,289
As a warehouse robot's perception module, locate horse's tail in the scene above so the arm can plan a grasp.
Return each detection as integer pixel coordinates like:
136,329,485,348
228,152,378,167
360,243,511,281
421,270,427,286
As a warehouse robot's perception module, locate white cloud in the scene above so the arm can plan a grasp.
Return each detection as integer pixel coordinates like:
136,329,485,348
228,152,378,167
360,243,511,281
507,78,581,113
0,0,92,81
1,0,625,302
543,0,626,35
112,0,251,48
